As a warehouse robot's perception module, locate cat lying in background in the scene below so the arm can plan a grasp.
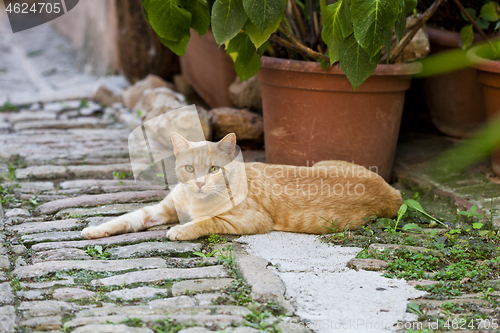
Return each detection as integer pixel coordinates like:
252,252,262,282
82,133,402,241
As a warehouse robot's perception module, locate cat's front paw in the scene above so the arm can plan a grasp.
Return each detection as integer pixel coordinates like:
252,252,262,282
81,226,111,240
167,225,198,241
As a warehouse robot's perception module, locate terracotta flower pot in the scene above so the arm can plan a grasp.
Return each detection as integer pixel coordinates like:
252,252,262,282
422,27,486,138
179,29,236,108
258,56,421,181
468,45,500,177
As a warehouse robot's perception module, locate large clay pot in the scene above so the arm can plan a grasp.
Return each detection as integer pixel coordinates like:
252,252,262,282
258,56,421,181
468,45,500,177
422,27,486,138
179,30,236,108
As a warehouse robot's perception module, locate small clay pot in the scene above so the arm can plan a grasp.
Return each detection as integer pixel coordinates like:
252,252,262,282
468,45,500,177
179,29,236,108
258,56,421,181
421,27,486,138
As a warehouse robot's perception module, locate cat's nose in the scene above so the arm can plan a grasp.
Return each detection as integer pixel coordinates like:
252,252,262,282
195,182,205,189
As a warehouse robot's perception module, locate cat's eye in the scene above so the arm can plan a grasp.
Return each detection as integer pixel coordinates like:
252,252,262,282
209,166,220,173
185,165,195,173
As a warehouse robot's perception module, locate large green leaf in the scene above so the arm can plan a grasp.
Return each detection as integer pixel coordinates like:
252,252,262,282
212,0,248,45
244,8,283,48
479,2,500,22
339,34,378,90
395,12,406,42
322,1,344,64
159,33,191,56
350,0,400,58
402,0,417,15
226,33,261,81
339,0,354,38
146,0,192,42
459,24,473,50
183,0,210,36
243,0,285,33
383,25,393,60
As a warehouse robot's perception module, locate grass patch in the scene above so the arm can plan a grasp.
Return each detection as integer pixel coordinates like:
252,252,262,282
0,102,17,112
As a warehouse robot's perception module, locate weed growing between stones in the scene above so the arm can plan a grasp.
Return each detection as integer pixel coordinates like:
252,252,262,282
9,276,23,292
29,269,133,284
152,317,191,333
244,308,276,331
120,317,143,327
84,245,111,260
331,193,500,329
61,313,76,332
0,184,20,207
0,102,18,112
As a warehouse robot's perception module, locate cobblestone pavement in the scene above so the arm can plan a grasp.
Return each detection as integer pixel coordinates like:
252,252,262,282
2,101,499,333
0,101,305,333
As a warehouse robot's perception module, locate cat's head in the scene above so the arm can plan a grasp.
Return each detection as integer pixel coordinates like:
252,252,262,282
171,132,237,198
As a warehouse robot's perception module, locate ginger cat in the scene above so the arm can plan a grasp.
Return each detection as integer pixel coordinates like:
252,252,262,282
82,133,402,241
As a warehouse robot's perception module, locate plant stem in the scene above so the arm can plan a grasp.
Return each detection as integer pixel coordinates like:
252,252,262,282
278,23,330,61
308,0,314,39
290,0,307,38
450,0,500,59
284,8,302,39
387,0,445,63
270,34,329,61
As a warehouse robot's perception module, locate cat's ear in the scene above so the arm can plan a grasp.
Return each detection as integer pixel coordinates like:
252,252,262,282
171,132,191,155
217,133,237,158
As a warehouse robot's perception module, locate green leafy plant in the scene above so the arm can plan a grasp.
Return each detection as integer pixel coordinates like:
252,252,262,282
208,233,226,244
143,0,425,90
244,309,275,331
7,164,16,181
406,302,423,316
193,249,218,258
85,245,111,260
394,203,408,232
383,250,440,280
153,316,186,333
0,184,20,206
121,318,143,327
479,287,495,300
459,1,500,50
0,102,17,112
404,198,449,228
112,171,126,185
80,99,89,108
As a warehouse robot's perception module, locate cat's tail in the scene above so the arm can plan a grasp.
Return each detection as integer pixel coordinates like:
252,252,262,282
383,187,404,218
313,159,403,218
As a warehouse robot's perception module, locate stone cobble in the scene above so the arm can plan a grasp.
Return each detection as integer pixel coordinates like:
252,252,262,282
0,87,298,332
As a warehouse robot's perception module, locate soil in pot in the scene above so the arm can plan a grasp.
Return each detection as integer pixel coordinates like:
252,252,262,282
258,56,421,182
421,27,486,138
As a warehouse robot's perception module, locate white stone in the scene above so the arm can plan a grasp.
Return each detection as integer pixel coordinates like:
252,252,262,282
107,287,168,300
53,288,96,300
5,208,30,218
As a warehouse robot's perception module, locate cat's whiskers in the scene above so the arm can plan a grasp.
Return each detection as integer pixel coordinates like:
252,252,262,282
210,188,231,200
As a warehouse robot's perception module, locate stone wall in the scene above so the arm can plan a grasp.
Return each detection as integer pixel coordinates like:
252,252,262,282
50,0,119,76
